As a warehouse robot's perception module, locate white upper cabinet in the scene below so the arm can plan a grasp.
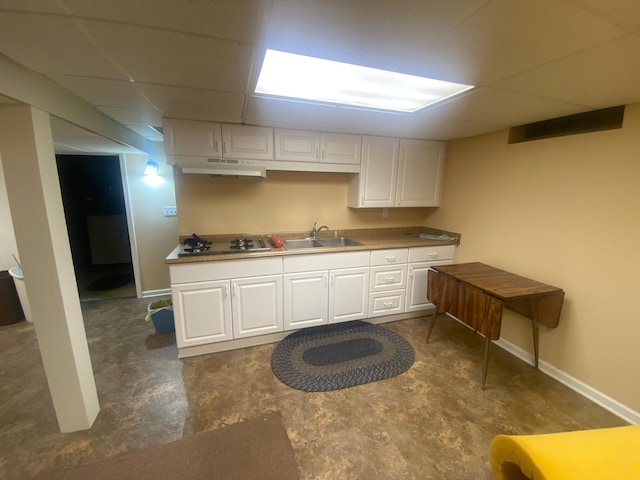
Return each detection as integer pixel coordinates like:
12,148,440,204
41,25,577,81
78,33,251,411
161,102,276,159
349,136,399,208
163,118,273,162
274,129,320,162
349,136,445,208
396,139,445,207
163,118,222,157
221,124,274,160
320,133,361,165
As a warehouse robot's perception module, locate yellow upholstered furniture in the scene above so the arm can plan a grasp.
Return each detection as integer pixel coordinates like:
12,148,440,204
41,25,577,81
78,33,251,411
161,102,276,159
490,425,640,480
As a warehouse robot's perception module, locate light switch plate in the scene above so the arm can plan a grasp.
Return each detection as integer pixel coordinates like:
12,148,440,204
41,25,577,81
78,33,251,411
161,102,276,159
163,206,177,217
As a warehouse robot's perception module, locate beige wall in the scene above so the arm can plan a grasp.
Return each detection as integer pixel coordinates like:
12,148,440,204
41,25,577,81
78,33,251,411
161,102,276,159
175,170,430,236
123,153,177,293
426,103,640,415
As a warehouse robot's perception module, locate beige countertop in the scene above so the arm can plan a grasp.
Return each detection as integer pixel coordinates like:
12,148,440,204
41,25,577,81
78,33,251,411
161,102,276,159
165,226,460,264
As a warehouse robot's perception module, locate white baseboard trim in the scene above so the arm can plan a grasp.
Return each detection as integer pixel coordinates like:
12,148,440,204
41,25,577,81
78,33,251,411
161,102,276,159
494,337,640,425
142,288,171,298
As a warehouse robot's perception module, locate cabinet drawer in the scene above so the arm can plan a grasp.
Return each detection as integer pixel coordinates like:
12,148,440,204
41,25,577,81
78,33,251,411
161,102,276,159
170,257,282,284
368,290,405,318
408,245,455,263
284,251,370,273
370,265,407,292
370,248,408,265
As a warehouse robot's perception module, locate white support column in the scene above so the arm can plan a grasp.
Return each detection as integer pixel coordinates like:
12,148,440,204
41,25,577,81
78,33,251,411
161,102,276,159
0,105,99,432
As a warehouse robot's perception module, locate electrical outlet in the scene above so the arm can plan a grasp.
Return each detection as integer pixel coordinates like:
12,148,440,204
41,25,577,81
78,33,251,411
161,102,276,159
163,206,177,217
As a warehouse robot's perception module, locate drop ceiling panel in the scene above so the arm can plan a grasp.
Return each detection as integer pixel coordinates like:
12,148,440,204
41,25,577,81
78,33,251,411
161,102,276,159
244,95,503,140
0,12,128,78
59,0,265,43
137,84,244,123
0,1,70,14
79,19,255,92
422,0,627,85
49,75,158,110
427,87,590,126
495,35,640,109
98,106,162,128
265,0,491,76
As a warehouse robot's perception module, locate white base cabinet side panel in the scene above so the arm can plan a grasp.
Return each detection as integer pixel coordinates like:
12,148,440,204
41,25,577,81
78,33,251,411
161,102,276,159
369,290,406,318
405,260,452,313
284,271,329,330
172,280,232,348
329,267,369,324
232,275,283,338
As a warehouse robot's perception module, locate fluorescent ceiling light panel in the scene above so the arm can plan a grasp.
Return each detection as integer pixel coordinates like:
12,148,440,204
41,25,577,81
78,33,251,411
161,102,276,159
255,50,473,113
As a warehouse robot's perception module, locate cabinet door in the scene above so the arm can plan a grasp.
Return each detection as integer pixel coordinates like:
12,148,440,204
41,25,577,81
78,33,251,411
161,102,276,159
221,124,274,160
274,129,320,162
283,271,328,330
232,275,282,338
406,261,451,313
354,136,399,207
172,280,232,348
163,118,222,157
329,267,369,323
320,133,361,164
396,139,445,207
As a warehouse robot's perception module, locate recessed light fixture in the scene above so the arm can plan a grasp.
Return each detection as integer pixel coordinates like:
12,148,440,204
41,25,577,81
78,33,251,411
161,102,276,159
255,49,473,113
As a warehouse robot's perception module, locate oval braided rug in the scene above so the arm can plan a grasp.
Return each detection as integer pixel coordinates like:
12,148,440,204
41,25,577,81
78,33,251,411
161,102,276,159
271,320,415,392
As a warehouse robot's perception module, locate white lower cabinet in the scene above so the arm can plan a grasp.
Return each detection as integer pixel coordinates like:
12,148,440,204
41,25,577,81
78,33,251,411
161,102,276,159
232,275,283,338
368,248,408,318
283,251,370,330
284,271,328,330
170,257,283,348
170,244,456,354
172,280,232,348
405,246,456,312
328,267,369,324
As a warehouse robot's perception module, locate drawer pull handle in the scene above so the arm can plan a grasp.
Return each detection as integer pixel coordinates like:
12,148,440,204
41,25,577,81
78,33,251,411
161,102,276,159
383,302,393,308
386,256,396,262
384,276,395,283
428,252,438,258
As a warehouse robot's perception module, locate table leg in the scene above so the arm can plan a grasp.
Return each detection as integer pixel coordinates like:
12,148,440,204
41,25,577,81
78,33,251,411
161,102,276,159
426,305,439,343
482,334,491,390
532,300,540,369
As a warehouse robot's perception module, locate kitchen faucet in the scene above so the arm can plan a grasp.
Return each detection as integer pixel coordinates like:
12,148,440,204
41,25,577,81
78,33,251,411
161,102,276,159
311,221,329,239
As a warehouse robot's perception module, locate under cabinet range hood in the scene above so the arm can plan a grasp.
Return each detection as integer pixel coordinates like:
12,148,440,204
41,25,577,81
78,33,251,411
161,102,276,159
172,155,267,178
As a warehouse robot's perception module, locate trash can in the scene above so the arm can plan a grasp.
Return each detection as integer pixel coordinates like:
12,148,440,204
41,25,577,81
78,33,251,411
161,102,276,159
146,298,174,334
9,267,32,323
0,269,24,325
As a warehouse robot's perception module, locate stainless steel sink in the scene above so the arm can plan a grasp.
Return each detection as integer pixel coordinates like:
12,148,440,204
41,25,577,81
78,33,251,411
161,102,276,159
317,237,363,248
284,238,324,249
283,237,363,250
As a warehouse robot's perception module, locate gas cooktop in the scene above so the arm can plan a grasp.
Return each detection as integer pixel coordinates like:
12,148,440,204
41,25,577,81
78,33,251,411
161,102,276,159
178,236,270,257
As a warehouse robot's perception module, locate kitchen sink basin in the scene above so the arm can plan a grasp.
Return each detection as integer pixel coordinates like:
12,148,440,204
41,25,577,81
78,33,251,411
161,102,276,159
283,237,363,250
284,238,324,249
317,237,363,248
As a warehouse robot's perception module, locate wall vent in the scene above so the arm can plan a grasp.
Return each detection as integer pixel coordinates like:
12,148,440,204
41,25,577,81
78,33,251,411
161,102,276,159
508,105,625,144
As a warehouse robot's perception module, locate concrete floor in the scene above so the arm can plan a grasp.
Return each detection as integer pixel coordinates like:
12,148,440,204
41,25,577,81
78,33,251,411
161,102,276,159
0,297,627,479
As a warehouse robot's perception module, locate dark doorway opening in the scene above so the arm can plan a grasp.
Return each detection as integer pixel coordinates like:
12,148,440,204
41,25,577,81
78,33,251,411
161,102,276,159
56,154,135,301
